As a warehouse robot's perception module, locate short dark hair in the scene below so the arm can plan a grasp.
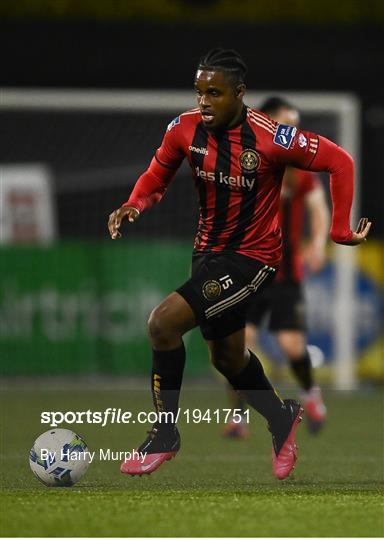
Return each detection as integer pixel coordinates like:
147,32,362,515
259,96,297,115
198,48,247,85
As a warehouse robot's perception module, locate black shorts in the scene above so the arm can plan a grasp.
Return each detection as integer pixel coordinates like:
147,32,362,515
246,280,306,332
176,251,276,340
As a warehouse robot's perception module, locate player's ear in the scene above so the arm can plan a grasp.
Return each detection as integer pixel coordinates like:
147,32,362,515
235,84,246,100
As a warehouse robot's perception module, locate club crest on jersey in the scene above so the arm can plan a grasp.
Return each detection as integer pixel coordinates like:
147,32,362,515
167,116,180,131
239,149,260,172
202,280,222,301
274,124,297,149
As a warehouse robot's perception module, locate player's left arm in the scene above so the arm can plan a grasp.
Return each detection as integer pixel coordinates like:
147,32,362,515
108,116,185,239
304,180,330,272
307,136,371,245
272,127,372,245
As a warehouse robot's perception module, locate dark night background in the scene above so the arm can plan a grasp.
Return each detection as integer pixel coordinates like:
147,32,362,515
1,6,384,236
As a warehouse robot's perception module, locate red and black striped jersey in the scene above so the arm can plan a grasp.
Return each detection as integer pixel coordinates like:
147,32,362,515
125,106,353,267
278,169,320,283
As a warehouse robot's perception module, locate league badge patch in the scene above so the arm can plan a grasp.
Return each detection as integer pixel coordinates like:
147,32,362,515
273,124,297,149
167,116,180,131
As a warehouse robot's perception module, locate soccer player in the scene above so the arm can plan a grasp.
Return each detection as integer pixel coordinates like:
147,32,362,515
223,97,330,440
108,48,371,480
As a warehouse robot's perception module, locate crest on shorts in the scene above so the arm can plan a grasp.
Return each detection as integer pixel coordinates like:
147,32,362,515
202,280,222,300
239,149,260,172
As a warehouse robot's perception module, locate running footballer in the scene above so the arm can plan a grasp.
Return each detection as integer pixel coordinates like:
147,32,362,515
108,48,371,480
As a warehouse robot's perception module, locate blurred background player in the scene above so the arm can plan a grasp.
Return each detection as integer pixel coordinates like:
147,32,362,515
224,97,330,438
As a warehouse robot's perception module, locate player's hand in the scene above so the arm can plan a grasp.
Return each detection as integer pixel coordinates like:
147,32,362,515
338,218,372,246
108,206,140,239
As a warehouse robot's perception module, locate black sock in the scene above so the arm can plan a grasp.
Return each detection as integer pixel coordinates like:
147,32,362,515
226,350,284,426
289,350,313,391
226,383,247,415
152,343,186,428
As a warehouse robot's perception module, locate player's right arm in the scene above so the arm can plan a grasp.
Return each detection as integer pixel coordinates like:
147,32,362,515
269,123,371,246
108,117,184,240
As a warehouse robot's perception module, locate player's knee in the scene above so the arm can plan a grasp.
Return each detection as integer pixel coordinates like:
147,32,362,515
148,306,166,341
278,332,306,359
283,340,305,359
147,305,179,347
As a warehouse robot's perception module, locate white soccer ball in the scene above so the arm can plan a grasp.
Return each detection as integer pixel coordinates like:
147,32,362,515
29,429,91,487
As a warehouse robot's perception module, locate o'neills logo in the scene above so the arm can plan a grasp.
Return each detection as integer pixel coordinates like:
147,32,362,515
195,166,256,191
189,145,209,155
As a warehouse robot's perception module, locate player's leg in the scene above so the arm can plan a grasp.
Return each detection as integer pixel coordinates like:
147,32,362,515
277,330,326,433
121,250,258,476
147,290,197,428
205,329,303,480
121,291,197,476
222,385,250,439
223,290,267,439
271,282,326,433
207,329,293,426
222,324,259,439
190,252,304,479
207,329,284,422
277,330,313,390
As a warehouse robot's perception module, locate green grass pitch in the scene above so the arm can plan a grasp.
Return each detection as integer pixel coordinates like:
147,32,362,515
1,381,383,537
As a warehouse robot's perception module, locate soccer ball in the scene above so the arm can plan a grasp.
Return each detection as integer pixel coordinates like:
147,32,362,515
29,429,91,487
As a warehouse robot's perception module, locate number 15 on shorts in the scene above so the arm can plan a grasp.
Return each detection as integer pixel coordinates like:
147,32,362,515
219,275,233,290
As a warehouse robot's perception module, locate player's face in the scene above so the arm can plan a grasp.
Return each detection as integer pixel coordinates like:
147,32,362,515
194,70,245,130
270,107,300,127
